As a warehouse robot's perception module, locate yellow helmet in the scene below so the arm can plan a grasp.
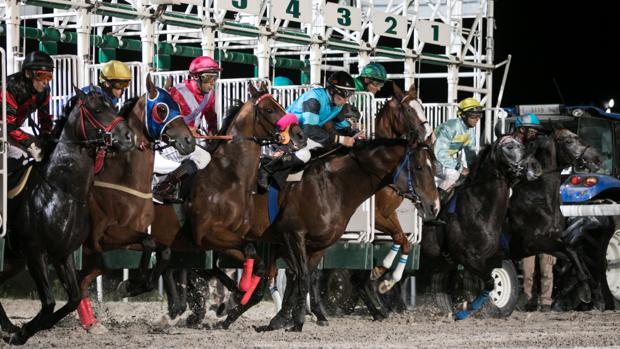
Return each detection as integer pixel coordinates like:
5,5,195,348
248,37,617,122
100,60,132,82
457,97,482,116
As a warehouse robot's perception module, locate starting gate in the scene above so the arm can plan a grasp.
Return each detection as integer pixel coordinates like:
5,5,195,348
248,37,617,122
1,48,7,271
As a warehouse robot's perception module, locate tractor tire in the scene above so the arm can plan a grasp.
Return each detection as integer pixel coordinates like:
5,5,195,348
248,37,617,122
320,269,358,316
596,220,620,310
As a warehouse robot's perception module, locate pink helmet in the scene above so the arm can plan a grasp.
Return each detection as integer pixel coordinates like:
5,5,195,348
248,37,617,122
189,56,222,75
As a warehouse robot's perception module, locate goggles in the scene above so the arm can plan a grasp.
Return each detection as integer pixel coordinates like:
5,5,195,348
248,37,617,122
196,73,219,83
107,80,130,89
465,112,482,119
368,79,385,88
33,70,53,82
334,87,355,99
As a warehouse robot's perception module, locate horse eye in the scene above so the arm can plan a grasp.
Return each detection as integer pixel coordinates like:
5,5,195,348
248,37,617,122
506,144,514,150
266,108,273,113
415,165,423,170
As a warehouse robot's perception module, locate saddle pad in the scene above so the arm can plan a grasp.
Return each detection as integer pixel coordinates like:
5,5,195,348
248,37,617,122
286,170,304,182
8,165,33,199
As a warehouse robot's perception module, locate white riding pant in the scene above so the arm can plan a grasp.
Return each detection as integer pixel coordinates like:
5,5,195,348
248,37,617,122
7,143,28,160
154,144,211,174
435,166,461,191
293,139,323,163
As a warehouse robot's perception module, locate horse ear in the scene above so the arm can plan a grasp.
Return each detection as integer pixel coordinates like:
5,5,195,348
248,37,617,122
73,85,86,100
146,73,158,99
393,83,405,100
248,80,259,98
164,75,174,91
407,83,418,99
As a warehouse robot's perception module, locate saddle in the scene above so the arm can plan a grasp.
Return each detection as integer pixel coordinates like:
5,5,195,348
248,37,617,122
7,158,34,199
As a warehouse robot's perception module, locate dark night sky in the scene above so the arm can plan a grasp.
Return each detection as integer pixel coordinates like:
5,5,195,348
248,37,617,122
493,1,618,109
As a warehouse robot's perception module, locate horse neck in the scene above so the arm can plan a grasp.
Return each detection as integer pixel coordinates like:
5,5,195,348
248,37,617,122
45,108,96,198
94,97,153,192
375,104,404,139
328,142,406,217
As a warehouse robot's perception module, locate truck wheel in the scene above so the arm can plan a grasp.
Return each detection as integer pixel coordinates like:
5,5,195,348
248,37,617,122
320,269,357,316
472,260,519,318
600,225,620,309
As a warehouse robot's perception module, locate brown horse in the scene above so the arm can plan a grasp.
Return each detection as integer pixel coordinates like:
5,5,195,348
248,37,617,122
117,82,305,303
75,75,195,332
245,84,439,332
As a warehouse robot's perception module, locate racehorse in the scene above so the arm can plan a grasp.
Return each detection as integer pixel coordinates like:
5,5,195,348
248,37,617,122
505,127,601,307
0,87,134,344
116,82,306,305
419,134,542,320
248,84,439,332
75,75,195,332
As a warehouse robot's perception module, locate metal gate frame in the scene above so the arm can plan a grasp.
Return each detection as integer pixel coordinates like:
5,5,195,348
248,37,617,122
1,48,7,239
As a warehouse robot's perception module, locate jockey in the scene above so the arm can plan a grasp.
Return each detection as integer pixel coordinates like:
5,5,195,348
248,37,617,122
1,50,54,164
433,97,483,192
512,113,543,144
81,60,132,112
354,62,388,95
258,71,361,188
152,55,220,202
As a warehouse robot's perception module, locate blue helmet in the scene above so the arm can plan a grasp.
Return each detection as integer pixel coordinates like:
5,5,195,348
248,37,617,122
273,76,294,86
516,113,542,129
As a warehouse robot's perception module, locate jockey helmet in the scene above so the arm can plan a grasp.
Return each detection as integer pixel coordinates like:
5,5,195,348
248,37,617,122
100,60,132,88
327,71,356,98
22,51,54,72
359,63,388,82
273,76,294,86
516,113,543,129
457,97,483,117
189,56,222,75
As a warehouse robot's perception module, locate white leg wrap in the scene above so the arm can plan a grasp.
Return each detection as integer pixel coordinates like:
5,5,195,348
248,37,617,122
382,244,401,269
392,255,408,282
269,280,282,312
189,146,211,170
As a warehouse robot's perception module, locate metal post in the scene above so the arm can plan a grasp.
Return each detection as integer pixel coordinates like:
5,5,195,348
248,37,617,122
4,0,20,74
309,43,321,85
1,48,7,238
255,35,270,79
201,27,216,57
358,51,369,74
76,7,91,87
403,54,416,90
484,0,495,144
139,0,155,79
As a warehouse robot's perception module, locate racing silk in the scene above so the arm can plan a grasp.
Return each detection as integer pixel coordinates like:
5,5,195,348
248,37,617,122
170,80,217,134
354,76,365,91
81,85,120,112
286,87,349,129
0,72,52,147
434,117,477,171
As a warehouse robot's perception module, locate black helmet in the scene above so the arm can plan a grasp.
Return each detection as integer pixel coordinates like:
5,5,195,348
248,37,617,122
22,51,54,72
327,71,356,98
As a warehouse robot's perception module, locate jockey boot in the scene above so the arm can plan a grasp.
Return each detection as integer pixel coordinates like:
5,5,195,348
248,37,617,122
153,159,198,203
257,153,304,191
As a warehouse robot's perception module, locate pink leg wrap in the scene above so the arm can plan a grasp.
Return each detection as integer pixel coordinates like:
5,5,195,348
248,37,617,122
239,258,255,292
77,298,97,329
240,275,261,305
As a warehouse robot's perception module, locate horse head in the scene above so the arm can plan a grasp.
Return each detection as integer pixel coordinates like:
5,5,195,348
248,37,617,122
145,74,195,155
377,84,440,219
552,127,601,172
394,83,435,144
492,135,542,182
70,86,134,152
245,81,307,149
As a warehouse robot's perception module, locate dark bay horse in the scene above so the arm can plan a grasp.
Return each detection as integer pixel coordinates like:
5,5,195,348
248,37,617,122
0,87,134,344
76,75,195,332
119,82,305,302
505,128,601,306
419,134,542,320
250,85,439,332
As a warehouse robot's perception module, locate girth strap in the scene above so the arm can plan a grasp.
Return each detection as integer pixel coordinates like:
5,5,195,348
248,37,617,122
93,180,153,199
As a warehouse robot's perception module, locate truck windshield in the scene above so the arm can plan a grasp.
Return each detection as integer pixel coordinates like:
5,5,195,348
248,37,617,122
578,117,614,175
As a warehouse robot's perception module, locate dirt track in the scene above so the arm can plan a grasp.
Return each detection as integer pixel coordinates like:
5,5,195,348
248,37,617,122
1,298,619,348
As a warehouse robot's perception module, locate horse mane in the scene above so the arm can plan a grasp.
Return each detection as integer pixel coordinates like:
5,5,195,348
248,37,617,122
466,143,493,178
307,138,408,167
217,99,244,136
118,97,140,119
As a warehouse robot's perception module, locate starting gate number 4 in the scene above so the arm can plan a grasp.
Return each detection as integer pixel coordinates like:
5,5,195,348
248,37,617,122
272,0,312,24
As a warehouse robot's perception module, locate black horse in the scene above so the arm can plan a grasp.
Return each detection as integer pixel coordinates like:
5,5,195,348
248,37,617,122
420,135,542,320
506,128,601,306
0,87,134,344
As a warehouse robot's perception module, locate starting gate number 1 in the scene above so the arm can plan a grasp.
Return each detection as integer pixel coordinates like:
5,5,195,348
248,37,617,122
272,0,312,24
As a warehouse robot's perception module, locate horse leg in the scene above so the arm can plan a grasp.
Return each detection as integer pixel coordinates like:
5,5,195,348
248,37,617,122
377,214,410,294
255,268,297,332
0,258,25,334
5,255,55,345
46,255,82,328
0,303,20,334
116,236,158,297
162,269,184,320
307,252,328,326
563,247,592,303
282,231,310,332
353,271,389,320
76,250,104,330
454,261,497,321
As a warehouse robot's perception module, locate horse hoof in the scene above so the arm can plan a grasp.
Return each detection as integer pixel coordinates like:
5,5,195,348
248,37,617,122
4,332,27,345
316,320,329,327
285,324,303,332
1,323,20,334
370,267,386,281
253,325,274,333
87,322,109,335
454,310,470,321
378,279,397,294
577,284,592,304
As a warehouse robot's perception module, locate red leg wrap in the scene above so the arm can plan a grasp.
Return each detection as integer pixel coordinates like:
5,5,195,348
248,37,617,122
239,258,255,292
240,275,261,305
77,298,97,329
